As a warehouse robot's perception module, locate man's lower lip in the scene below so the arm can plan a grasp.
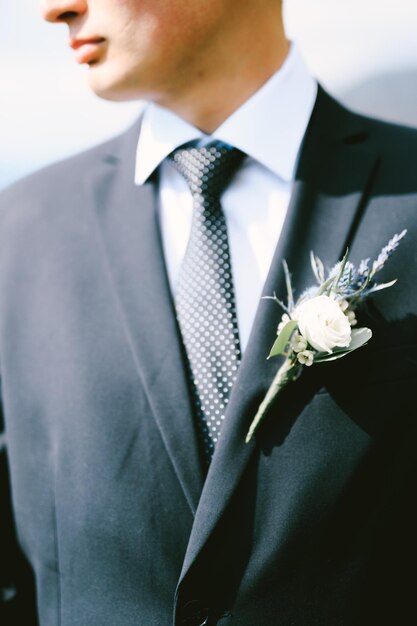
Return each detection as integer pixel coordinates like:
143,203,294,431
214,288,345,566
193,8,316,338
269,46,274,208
74,42,104,64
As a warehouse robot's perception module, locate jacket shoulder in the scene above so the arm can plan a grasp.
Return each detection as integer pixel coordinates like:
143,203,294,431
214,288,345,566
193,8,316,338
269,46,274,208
331,89,417,155
309,88,417,194
0,119,140,215
356,111,417,156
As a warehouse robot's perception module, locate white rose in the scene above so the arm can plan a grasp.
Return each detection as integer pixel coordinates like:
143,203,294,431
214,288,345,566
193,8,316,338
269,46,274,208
294,295,352,353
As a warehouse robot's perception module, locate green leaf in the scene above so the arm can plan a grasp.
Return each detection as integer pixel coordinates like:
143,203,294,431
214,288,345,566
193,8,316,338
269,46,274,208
314,327,372,363
333,248,349,292
365,279,397,294
310,251,325,284
348,327,373,349
317,274,336,296
282,260,294,311
268,320,298,359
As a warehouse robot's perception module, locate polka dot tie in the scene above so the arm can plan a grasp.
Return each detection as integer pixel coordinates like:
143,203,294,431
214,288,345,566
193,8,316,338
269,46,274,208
168,141,245,464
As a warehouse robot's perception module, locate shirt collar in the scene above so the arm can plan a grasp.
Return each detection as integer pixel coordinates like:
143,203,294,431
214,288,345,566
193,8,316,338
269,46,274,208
135,44,317,185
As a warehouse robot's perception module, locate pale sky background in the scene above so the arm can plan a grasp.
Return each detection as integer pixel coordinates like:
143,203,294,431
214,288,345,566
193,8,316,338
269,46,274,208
1,0,417,189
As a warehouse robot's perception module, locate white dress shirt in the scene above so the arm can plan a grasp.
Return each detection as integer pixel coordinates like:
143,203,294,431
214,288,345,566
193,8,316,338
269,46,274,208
135,45,317,354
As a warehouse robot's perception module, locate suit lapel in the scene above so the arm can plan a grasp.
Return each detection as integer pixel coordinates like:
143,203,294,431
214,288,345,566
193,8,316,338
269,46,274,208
88,124,205,514
178,88,379,584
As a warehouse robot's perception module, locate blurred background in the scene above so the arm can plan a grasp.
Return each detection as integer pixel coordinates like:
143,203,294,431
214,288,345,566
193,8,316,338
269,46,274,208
1,0,417,190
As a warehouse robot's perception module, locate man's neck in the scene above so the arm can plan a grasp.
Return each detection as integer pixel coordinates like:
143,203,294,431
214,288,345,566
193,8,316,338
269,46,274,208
153,20,290,134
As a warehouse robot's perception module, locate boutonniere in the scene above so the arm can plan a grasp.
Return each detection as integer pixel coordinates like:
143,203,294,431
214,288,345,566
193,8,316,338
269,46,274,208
245,230,407,443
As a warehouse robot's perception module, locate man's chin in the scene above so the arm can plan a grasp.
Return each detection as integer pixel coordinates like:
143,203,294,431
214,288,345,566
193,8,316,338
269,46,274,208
86,68,143,102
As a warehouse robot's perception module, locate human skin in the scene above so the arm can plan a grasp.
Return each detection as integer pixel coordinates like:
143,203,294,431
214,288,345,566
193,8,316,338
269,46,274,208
40,0,289,132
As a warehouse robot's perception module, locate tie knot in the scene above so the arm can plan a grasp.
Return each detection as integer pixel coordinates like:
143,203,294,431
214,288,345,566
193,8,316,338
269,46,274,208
168,141,245,200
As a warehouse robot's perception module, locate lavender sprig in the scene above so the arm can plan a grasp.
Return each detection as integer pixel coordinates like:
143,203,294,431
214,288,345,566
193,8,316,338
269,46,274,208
371,229,407,276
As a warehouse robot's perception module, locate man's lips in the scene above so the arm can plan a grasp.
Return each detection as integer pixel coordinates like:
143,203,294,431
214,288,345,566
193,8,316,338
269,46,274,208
69,37,106,64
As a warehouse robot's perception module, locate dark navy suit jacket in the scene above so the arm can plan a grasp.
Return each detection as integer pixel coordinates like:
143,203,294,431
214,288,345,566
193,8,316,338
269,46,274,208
1,89,417,625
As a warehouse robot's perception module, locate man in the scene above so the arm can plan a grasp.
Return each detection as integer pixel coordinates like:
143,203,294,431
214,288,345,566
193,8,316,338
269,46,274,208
1,1,417,624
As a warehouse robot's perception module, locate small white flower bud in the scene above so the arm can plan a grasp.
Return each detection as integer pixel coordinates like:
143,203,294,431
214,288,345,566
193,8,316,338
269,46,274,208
290,333,307,353
347,310,357,326
277,313,290,335
339,299,349,312
297,350,314,367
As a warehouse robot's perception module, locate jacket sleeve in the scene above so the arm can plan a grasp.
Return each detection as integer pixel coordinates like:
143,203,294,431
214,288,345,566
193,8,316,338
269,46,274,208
0,391,38,625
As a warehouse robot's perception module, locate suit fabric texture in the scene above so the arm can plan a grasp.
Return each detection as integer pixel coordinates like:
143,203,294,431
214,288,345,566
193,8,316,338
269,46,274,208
1,88,417,626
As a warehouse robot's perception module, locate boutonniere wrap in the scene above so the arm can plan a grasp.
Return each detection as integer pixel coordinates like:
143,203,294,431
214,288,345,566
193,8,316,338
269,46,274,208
245,230,407,443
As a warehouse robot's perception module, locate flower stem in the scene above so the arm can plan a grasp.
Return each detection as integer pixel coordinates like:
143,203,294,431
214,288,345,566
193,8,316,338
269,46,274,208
245,360,298,443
